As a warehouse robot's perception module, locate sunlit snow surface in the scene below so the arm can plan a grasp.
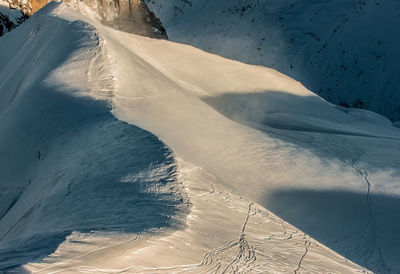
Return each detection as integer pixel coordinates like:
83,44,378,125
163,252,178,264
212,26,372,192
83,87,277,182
0,3,400,273
0,5,187,271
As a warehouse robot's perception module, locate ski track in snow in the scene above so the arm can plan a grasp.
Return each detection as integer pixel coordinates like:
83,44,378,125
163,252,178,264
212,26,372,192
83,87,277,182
294,240,311,274
1,2,400,273
347,160,389,273
24,160,369,273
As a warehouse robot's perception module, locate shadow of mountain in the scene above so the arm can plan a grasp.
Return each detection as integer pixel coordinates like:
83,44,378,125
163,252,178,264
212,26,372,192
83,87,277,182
0,85,188,271
203,91,400,170
264,189,400,273
152,0,400,121
203,91,400,272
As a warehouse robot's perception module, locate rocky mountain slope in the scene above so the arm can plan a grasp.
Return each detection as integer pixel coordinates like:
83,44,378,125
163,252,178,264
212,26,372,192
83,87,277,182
64,0,167,38
5,0,167,38
145,0,400,122
0,0,26,36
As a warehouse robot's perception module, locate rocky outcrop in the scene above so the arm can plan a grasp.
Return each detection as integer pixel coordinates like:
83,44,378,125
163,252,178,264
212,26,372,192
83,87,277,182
0,1,27,36
6,0,167,38
65,0,167,38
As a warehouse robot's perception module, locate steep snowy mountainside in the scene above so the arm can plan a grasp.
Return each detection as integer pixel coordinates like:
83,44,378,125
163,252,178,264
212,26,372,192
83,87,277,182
0,3,187,270
0,0,26,36
1,2,400,273
145,0,400,122
80,11,400,272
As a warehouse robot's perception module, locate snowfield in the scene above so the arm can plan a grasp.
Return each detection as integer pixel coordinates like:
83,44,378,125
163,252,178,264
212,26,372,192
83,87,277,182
0,2,400,273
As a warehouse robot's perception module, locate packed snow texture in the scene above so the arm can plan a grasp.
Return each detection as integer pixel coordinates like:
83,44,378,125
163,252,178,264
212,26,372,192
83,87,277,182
145,0,400,122
0,2,400,273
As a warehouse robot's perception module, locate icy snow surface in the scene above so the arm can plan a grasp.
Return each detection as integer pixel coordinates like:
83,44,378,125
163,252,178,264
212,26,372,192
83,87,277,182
0,2,400,273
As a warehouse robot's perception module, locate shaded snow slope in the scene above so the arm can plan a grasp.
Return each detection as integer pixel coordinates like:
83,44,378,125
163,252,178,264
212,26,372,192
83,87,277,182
145,0,400,122
0,4,187,271
1,2,400,273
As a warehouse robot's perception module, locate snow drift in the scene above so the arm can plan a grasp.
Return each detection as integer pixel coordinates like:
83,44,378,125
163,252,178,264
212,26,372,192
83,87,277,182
0,2,400,273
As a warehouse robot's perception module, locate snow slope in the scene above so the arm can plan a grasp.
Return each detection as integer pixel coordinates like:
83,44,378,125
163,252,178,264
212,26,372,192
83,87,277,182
145,0,400,122
0,4,187,270
0,2,400,273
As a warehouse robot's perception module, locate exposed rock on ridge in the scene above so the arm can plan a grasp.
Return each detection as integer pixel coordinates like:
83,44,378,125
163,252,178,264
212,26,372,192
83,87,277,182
6,0,167,38
64,0,167,38
0,0,27,36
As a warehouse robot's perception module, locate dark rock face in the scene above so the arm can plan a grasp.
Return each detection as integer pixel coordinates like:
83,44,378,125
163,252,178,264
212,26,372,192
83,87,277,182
0,4,27,37
90,0,168,38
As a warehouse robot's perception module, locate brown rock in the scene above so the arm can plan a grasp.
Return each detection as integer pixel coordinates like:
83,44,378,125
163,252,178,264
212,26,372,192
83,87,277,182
8,0,167,38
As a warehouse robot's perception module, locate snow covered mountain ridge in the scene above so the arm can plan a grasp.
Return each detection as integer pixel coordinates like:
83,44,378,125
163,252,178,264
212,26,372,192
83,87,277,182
0,2,400,273
63,0,167,38
145,0,400,122
2,0,167,38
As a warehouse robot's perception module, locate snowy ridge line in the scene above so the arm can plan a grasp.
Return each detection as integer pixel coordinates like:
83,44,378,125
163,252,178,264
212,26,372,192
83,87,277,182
3,3,398,272
0,17,106,244
97,14,386,270
86,28,118,102
1,4,189,271
109,31,214,100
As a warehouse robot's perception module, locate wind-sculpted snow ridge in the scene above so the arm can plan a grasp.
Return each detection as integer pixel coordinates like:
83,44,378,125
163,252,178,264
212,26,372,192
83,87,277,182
0,4,188,272
0,2,400,273
145,0,400,122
